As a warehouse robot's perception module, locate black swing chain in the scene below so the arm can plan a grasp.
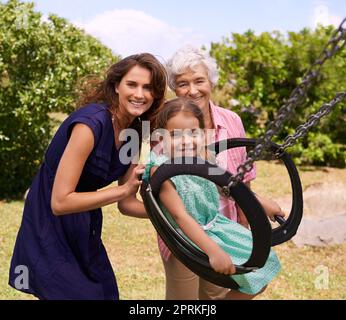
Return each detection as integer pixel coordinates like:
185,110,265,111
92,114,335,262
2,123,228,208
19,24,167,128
277,91,346,152
225,17,346,190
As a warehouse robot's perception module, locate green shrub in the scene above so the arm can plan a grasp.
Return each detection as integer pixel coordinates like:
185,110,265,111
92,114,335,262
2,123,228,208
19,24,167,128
0,0,118,198
290,132,345,167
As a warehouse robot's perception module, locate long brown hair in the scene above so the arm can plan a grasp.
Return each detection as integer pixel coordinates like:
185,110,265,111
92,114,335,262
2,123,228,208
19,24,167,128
77,53,167,137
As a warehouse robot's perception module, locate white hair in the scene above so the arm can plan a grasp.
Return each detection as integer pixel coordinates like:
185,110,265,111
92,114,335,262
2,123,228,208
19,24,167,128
166,45,219,90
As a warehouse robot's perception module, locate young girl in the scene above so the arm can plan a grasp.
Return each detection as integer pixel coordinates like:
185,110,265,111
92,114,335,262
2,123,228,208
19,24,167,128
144,97,283,299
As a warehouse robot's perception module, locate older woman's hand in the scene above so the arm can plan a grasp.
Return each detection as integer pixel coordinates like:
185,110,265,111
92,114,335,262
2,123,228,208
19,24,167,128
258,196,286,222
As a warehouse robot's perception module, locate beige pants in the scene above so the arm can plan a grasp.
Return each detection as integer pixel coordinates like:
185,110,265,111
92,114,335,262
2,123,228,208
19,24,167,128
162,254,230,300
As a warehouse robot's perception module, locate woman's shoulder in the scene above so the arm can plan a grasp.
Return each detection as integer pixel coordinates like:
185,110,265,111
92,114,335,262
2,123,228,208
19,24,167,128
210,102,245,135
72,103,110,122
58,103,112,148
212,103,242,122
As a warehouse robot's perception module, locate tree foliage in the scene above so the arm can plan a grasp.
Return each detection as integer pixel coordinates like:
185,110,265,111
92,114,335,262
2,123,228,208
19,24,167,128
210,26,346,167
0,0,118,198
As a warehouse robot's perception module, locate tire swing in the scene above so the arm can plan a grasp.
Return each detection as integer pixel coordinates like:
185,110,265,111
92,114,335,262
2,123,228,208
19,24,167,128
141,156,272,289
141,140,303,289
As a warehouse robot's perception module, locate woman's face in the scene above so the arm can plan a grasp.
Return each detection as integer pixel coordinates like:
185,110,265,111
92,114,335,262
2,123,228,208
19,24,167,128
174,64,212,113
116,65,154,120
164,112,204,158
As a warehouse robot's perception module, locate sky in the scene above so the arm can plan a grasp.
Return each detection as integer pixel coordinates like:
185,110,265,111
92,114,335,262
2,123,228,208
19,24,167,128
14,0,346,62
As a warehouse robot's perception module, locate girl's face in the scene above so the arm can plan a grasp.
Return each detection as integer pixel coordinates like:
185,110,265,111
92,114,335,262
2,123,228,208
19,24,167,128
164,112,204,158
174,64,212,113
116,65,154,121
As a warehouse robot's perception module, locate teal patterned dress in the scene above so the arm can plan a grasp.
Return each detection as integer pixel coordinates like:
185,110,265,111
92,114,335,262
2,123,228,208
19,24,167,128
143,152,281,295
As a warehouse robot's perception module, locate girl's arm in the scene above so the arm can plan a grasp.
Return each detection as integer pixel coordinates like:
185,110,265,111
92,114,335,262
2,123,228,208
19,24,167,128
51,123,142,215
117,164,148,219
155,167,235,275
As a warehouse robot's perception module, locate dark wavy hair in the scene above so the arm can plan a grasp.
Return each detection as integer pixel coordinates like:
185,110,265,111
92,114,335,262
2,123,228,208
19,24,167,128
155,97,205,130
77,53,167,138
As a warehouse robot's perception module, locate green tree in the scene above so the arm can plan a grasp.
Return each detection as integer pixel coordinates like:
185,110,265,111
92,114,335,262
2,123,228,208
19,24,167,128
210,26,346,167
0,0,118,198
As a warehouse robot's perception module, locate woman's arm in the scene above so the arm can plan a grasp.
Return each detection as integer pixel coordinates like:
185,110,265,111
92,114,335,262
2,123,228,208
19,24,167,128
51,123,141,215
255,194,285,221
117,164,148,219
236,182,285,227
156,167,235,275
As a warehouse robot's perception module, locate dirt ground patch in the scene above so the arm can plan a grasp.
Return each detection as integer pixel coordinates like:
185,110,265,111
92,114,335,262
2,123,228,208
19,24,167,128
275,182,346,247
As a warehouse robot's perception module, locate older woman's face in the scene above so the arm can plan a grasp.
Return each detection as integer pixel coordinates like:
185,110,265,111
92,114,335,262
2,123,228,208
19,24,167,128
174,64,212,112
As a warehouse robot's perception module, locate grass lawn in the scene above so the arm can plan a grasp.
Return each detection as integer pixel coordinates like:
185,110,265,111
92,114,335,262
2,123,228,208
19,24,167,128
1,158,345,300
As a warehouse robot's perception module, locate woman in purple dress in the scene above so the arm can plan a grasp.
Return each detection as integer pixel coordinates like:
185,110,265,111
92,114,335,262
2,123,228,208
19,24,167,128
9,53,167,300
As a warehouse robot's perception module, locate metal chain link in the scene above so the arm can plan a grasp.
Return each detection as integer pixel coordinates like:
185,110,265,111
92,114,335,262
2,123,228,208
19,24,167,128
277,92,346,153
227,17,346,188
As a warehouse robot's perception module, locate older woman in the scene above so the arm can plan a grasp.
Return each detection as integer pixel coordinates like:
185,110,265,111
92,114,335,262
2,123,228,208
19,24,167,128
161,45,257,300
